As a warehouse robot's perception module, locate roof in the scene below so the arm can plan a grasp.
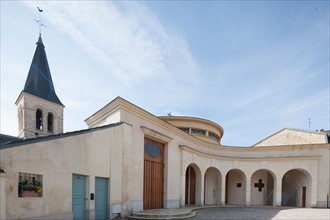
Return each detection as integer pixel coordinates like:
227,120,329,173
0,134,22,145
0,122,123,150
252,128,329,147
22,35,63,106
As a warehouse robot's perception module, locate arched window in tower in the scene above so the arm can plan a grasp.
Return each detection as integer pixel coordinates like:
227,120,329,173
36,109,43,130
47,113,54,133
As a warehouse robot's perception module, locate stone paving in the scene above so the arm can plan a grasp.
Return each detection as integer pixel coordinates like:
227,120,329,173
193,207,330,220
121,206,330,220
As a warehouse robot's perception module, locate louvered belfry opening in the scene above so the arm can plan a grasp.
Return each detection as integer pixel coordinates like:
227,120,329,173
143,138,164,209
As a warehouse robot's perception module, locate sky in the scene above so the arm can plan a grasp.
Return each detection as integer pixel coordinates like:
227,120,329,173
1,1,329,146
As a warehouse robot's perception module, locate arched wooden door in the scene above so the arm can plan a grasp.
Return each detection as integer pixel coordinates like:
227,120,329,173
185,165,196,205
143,138,164,209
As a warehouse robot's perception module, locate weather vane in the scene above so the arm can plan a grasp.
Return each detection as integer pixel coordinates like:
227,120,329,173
34,7,46,35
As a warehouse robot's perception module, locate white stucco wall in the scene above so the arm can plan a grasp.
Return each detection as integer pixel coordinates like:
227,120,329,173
0,124,127,219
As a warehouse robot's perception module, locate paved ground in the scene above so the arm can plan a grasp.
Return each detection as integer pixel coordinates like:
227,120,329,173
193,207,330,220
120,206,330,220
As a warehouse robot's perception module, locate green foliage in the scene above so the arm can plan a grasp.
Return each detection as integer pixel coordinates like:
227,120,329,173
18,179,42,193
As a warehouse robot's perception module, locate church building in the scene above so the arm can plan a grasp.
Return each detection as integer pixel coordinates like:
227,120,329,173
0,35,329,220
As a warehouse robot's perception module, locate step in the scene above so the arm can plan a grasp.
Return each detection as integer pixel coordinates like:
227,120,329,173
128,210,196,220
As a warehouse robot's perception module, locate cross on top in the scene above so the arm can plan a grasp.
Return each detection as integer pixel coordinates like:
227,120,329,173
34,7,46,35
254,179,265,192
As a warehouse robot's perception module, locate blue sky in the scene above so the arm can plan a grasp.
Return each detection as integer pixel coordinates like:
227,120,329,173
1,1,329,146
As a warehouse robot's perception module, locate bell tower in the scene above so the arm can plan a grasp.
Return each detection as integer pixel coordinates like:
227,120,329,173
15,35,64,139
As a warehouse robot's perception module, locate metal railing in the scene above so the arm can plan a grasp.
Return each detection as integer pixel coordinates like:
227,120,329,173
281,190,297,206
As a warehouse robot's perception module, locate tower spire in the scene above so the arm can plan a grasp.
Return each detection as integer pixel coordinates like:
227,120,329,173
15,35,64,138
15,7,64,139
22,35,63,106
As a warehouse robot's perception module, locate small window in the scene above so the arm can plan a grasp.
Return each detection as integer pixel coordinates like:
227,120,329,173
179,127,189,133
144,142,161,158
36,109,43,130
18,172,43,197
191,128,206,136
209,131,220,142
47,113,54,133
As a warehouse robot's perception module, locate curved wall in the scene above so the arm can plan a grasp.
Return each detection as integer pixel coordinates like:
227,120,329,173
159,116,224,144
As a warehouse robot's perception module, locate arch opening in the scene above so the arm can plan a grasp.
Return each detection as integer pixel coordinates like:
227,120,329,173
185,164,201,206
47,113,54,133
204,167,221,205
225,169,246,205
281,169,311,207
251,169,275,206
36,109,43,130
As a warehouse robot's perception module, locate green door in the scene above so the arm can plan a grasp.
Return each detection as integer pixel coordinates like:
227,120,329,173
95,177,109,220
72,175,86,220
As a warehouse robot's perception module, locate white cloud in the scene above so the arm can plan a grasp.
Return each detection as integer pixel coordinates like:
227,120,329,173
16,1,203,134
23,1,200,88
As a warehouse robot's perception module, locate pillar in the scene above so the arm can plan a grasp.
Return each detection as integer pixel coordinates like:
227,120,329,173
221,175,226,205
275,177,282,206
245,177,251,206
198,172,204,206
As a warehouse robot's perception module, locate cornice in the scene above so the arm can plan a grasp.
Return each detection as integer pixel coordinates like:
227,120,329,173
220,143,330,151
84,97,330,152
15,92,65,108
85,97,223,148
159,116,224,138
179,145,323,161
141,126,173,143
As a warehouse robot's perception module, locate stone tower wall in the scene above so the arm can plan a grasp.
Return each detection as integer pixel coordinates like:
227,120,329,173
16,92,64,139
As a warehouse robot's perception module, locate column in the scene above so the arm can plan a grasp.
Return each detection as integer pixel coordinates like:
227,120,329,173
245,177,251,206
221,175,226,205
198,172,205,206
275,177,282,206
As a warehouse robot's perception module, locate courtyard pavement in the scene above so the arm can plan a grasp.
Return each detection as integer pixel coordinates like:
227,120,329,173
193,206,330,220
122,206,330,220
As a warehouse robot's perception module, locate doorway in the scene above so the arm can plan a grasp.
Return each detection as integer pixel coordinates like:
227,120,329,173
72,174,86,220
95,177,109,219
185,165,196,205
143,138,164,209
302,186,306,207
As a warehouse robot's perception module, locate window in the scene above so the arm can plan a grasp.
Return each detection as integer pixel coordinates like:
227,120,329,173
47,113,54,133
36,109,43,130
179,127,189,134
144,142,161,158
18,172,43,197
209,131,220,142
191,128,206,136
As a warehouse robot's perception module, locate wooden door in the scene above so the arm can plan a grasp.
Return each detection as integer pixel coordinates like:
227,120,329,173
185,165,196,205
143,138,164,209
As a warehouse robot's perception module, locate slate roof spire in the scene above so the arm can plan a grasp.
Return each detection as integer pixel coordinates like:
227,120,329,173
22,34,63,106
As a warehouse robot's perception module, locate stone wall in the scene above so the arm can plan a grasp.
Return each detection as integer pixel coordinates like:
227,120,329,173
254,128,327,147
